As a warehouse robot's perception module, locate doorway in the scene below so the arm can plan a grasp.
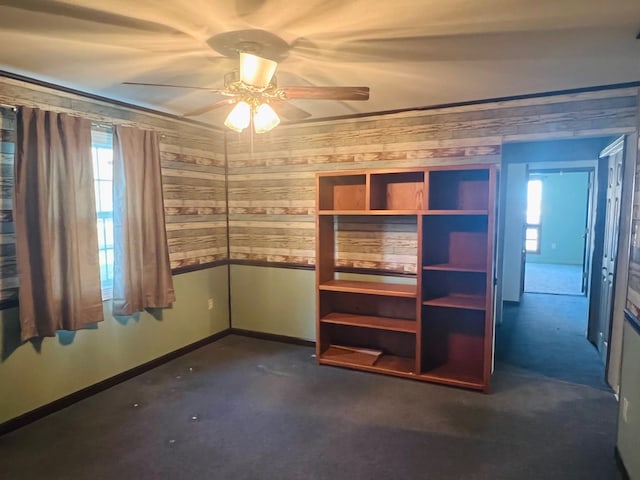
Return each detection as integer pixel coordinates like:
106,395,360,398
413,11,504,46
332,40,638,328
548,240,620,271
496,136,628,389
523,169,592,296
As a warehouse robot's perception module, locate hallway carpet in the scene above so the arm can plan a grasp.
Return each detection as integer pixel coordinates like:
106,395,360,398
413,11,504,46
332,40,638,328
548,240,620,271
496,293,607,390
524,262,584,295
0,297,620,479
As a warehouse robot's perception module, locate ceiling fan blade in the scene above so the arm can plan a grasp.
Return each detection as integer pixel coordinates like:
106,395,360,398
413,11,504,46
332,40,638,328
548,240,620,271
270,100,312,121
279,86,369,101
122,81,229,94
183,98,237,117
239,52,277,88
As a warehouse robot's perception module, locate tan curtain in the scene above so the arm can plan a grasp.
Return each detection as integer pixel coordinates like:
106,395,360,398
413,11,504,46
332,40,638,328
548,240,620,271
14,107,104,341
112,125,175,315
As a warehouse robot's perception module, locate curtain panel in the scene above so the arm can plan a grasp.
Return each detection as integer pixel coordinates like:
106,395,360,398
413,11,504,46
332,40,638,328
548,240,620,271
112,126,175,316
14,107,104,341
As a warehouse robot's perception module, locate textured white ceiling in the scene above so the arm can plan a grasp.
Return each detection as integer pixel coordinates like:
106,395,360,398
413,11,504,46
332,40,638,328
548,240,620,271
0,0,639,128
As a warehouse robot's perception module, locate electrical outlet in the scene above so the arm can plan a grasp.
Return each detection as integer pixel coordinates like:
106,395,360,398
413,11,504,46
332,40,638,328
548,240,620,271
207,298,214,310
622,397,630,423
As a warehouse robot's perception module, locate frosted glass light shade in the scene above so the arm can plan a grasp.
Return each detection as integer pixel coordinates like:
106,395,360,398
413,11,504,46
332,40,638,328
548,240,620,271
239,52,277,88
224,101,251,132
253,103,280,133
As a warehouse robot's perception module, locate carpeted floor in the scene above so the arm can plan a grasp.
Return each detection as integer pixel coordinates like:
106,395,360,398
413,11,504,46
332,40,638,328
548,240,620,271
0,295,621,479
496,292,607,389
524,262,584,295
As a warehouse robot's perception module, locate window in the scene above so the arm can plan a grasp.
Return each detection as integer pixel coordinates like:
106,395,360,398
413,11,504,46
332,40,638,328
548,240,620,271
91,128,114,298
526,178,542,254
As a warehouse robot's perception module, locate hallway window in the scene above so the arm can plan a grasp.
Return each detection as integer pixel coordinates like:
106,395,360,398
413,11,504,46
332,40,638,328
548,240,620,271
526,178,542,253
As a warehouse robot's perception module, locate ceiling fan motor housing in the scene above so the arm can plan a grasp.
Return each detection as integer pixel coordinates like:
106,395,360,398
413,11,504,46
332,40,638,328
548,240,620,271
224,70,277,90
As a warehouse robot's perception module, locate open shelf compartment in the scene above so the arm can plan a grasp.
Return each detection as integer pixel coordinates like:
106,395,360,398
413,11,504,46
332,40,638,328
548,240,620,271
319,324,416,376
428,168,490,211
420,306,486,387
422,270,487,311
370,171,425,211
422,215,488,269
319,290,417,333
318,174,367,211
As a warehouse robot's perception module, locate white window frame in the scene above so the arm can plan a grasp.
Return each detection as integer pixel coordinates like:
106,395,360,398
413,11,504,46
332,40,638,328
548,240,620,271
91,127,114,300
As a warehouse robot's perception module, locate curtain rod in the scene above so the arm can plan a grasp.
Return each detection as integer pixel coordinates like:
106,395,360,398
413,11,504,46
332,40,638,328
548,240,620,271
0,103,171,137
0,104,132,130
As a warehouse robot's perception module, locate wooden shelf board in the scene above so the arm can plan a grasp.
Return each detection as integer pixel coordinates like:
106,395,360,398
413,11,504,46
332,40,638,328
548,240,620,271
423,210,488,216
422,294,486,310
318,209,367,215
318,210,418,215
318,210,486,216
319,346,416,377
419,364,484,389
368,210,420,215
423,263,486,273
321,312,417,333
320,279,417,298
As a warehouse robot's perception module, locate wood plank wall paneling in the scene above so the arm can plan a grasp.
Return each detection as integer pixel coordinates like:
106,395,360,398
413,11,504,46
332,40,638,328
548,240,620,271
160,137,227,271
335,216,418,273
0,77,227,303
2,77,639,283
227,87,639,273
0,107,16,302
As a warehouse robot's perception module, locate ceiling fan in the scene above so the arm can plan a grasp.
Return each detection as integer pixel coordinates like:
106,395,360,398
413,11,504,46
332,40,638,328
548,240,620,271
123,51,370,133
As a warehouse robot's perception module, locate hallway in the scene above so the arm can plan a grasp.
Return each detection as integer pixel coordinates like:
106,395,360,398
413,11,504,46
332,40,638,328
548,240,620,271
496,293,607,390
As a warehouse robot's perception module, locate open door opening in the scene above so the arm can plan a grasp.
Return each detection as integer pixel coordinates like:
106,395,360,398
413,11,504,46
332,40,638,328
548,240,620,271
495,136,628,391
523,169,592,296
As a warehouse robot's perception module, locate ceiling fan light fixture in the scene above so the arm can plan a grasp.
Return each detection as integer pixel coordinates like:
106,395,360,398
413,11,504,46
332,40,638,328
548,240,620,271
224,100,251,132
239,52,277,88
253,103,280,133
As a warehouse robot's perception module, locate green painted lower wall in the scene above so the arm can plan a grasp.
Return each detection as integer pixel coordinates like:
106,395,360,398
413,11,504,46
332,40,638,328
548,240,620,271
528,171,589,265
230,265,315,341
0,266,229,425
617,321,640,479
228,266,416,341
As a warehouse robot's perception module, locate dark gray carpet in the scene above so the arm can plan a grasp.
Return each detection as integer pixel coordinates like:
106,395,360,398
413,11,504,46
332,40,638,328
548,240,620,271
0,298,621,479
496,293,607,390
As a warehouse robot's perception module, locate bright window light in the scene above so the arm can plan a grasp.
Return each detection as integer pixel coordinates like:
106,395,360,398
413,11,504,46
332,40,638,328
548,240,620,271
91,128,114,298
527,179,542,224
526,178,543,253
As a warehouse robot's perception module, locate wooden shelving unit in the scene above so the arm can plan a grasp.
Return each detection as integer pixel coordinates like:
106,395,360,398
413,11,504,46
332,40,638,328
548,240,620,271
316,165,496,392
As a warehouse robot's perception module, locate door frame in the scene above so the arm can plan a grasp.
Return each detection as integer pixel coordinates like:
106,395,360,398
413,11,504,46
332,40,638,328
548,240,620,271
582,170,596,295
601,134,637,391
587,137,626,352
496,135,633,390
523,167,594,296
